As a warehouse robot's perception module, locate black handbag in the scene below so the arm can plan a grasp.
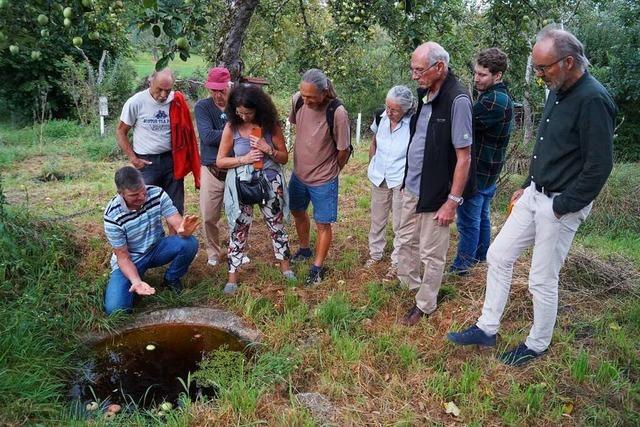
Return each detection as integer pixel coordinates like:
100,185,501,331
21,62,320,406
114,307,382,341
236,169,270,205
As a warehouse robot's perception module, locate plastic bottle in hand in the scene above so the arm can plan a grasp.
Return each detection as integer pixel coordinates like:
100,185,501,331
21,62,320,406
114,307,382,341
250,127,263,169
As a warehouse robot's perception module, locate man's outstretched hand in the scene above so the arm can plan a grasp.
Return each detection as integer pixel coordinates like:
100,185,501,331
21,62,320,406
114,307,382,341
129,281,156,296
177,214,200,236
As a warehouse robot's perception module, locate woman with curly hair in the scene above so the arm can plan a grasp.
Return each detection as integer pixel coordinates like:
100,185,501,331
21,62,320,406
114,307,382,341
216,85,295,294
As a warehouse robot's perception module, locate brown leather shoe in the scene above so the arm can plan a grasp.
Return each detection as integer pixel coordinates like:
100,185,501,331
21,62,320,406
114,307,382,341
400,306,426,326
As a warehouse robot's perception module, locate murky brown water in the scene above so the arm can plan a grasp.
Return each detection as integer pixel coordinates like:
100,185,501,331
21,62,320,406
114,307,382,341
72,323,248,408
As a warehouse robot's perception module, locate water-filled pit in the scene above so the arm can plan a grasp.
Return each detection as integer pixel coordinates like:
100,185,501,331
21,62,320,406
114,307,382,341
71,308,260,409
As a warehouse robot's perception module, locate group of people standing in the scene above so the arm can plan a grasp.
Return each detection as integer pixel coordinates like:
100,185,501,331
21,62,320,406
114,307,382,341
104,65,350,311
103,25,616,367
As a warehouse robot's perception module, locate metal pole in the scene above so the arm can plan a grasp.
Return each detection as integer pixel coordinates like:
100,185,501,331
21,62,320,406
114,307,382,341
356,112,362,146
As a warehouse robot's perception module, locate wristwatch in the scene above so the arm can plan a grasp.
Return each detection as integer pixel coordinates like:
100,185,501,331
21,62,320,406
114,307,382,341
448,194,464,206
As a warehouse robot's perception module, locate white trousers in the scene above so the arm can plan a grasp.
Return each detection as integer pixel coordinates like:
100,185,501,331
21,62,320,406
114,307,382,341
477,182,592,352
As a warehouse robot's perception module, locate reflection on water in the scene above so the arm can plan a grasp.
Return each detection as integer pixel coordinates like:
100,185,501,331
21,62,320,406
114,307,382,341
72,323,247,408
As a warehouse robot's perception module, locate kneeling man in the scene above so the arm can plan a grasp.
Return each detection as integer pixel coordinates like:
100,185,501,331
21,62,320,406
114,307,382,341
103,166,199,315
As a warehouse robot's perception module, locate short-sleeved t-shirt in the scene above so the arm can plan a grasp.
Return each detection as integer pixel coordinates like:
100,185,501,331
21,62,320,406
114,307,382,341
103,185,178,270
288,93,350,186
120,89,175,155
405,92,472,197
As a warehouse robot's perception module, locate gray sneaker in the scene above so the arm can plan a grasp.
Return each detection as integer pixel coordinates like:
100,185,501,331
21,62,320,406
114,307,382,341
223,282,238,295
283,270,297,281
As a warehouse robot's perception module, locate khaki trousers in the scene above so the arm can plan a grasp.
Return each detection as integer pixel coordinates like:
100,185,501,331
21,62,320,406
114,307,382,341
396,192,450,314
368,181,403,264
199,165,226,261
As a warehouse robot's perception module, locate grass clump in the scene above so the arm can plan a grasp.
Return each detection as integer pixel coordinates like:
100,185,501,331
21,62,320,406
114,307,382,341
192,345,300,421
0,180,106,424
314,292,364,332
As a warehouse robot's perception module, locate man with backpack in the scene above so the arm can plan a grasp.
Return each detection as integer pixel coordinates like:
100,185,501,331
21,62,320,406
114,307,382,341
288,68,351,286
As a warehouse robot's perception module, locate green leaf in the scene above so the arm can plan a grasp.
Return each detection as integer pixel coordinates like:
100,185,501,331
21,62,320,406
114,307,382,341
179,50,189,61
155,55,170,71
162,18,183,38
143,0,157,8
152,24,161,38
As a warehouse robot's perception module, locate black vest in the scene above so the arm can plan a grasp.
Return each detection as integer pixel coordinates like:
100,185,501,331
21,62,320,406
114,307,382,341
405,70,476,213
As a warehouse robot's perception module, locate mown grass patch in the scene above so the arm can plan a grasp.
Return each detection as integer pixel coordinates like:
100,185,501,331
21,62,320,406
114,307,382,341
131,52,208,80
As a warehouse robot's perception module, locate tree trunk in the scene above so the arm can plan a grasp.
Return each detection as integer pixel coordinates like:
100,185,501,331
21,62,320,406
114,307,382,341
216,0,260,81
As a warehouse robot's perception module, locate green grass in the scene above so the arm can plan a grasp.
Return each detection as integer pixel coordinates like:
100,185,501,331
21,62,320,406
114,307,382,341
1,119,639,424
131,52,208,79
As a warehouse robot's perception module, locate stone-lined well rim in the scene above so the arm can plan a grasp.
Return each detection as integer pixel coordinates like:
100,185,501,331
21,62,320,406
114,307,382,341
86,307,261,346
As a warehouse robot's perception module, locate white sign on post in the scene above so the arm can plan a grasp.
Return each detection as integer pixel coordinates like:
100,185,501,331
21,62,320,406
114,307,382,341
99,96,108,136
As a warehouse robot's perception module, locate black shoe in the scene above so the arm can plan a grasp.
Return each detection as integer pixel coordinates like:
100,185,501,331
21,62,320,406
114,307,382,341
305,266,325,286
447,325,497,347
291,248,313,263
498,343,546,367
163,278,183,294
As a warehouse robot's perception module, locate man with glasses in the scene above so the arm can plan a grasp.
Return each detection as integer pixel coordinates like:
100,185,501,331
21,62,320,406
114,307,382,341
447,26,617,366
195,67,232,267
398,42,474,326
450,48,514,275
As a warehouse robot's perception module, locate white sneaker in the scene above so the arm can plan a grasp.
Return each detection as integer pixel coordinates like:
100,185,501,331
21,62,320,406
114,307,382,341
207,258,219,266
384,264,398,281
364,258,380,268
241,255,250,265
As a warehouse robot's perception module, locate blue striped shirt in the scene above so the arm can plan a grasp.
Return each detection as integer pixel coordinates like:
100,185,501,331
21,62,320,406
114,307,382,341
103,185,178,270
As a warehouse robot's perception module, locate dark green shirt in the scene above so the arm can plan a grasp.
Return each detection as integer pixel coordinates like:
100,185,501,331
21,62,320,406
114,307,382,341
523,73,617,216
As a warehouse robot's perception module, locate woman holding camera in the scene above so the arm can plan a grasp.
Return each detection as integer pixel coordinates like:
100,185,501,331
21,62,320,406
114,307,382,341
216,85,295,294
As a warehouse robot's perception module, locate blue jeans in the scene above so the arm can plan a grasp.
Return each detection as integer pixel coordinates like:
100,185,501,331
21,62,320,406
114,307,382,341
104,235,198,315
288,173,339,223
451,183,497,271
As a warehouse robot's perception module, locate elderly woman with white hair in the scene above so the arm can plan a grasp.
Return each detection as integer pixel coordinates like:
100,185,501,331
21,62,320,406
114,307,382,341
365,85,417,278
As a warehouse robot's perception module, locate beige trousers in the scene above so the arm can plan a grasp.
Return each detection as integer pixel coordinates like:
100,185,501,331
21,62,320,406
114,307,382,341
396,192,450,314
199,165,226,261
368,181,403,264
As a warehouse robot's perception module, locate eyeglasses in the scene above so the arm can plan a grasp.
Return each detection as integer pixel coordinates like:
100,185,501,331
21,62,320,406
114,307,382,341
385,105,403,115
532,56,567,74
410,61,440,77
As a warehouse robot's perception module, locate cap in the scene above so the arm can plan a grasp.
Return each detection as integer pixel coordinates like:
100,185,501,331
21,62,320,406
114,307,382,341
204,67,231,90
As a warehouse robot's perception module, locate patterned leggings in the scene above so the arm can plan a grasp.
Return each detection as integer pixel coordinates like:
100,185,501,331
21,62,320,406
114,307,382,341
228,173,290,273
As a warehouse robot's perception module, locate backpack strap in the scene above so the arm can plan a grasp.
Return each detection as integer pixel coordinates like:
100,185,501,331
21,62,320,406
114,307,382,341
374,107,385,127
294,95,304,115
325,98,342,144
